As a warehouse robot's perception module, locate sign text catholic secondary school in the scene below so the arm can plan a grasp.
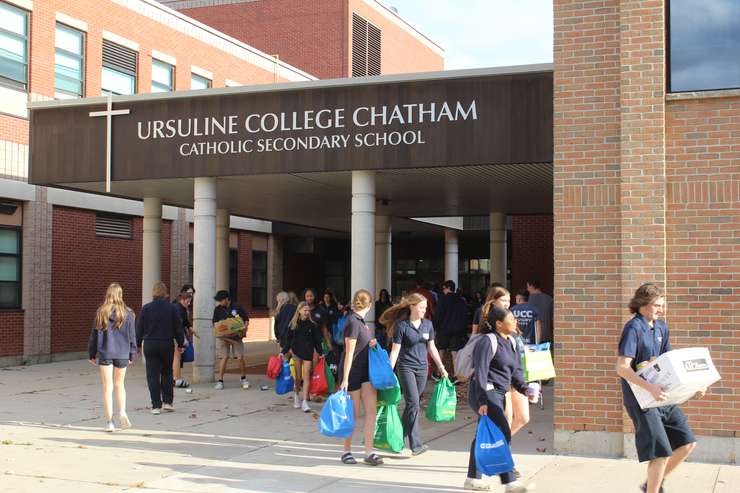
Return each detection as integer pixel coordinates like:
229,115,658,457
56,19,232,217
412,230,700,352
135,100,478,157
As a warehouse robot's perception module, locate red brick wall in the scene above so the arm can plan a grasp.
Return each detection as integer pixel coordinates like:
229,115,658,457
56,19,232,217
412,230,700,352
0,116,28,145
235,230,271,341
51,207,172,354
0,311,24,357
511,215,553,296
179,0,347,79
665,96,740,438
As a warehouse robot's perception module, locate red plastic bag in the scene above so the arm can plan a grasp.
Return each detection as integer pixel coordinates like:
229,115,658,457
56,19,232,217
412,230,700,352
267,355,282,379
309,357,329,396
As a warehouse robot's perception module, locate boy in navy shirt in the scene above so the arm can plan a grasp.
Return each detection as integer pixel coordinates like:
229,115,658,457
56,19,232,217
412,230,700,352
512,289,542,344
616,283,703,493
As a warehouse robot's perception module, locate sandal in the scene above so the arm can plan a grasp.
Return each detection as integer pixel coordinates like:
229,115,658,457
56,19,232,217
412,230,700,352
341,452,357,464
175,380,190,388
364,453,384,466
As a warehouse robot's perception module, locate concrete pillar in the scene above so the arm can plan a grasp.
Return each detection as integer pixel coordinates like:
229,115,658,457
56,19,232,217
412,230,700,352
142,197,162,304
489,212,507,286
216,208,229,292
351,171,375,323
444,228,459,286
169,207,189,295
193,178,217,383
375,215,392,296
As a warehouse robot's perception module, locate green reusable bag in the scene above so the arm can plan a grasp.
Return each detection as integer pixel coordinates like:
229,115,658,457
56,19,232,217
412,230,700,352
425,376,457,422
377,373,401,407
522,349,556,382
324,356,336,393
373,404,404,453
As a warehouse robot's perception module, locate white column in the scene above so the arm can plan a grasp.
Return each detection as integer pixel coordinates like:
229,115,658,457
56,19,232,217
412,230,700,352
444,228,459,286
489,212,507,286
216,208,229,292
351,171,375,323
375,215,392,296
142,197,162,305
193,178,217,383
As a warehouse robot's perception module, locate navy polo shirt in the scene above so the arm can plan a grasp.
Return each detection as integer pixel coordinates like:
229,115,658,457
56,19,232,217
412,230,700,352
392,318,435,370
511,302,540,344
618,314,671,408
310,305,328,328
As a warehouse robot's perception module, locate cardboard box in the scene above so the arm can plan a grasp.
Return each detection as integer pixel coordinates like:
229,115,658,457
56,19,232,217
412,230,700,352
629,347,721,409
213,316,246,338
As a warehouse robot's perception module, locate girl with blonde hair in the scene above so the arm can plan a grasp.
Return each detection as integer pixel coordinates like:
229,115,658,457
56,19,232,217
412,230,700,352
338,289,382,466
88,283,137,432
280,301,324,412
383,293,447,455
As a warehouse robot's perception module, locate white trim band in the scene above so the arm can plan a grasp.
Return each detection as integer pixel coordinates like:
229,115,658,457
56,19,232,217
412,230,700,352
102,30,140,51
225,79,240,87
191,65,213,80
151,49,177,66
55,12,88,31
5,0,33,10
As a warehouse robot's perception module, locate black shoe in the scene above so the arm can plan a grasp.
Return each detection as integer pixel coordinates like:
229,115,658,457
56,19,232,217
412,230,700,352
640,481,664,493
364,453,384,466
411,444,429,456
341,452,357,464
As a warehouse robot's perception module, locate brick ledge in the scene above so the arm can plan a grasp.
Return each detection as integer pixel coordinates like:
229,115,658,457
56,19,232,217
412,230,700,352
667,88,740,101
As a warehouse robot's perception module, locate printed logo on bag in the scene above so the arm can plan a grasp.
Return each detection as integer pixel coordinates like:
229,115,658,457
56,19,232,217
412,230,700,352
683,358,709,372
479,439,505,449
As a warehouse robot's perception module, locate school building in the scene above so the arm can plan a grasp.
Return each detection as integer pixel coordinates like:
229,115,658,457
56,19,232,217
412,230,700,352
1,0,737,463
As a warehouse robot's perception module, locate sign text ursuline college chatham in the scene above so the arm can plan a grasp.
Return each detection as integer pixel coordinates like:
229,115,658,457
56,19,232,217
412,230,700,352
135,100,478,157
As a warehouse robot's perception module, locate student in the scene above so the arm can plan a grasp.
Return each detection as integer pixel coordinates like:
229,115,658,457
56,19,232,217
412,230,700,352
511,290,542,345
465,306,535,492
526,279,553,344
383,293,448,456
374,289,392,348
136,282,185,414
88,283,137,432
408,279,436,319
471,283,506,334
338,289,383,466
616,283,701,493
213,290,250,390
172,292,193,388
322,289,339,331
273,291,297,349
434,280,468,382
304,288,332,353
280,301,324,412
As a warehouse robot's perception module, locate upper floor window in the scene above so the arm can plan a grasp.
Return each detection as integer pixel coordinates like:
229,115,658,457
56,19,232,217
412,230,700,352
669,0,740,92
55,24,84,99
0,2,28,90
191,73,211,90
151,59,174,93
101,39,137,95
0,227,21,309
351,13,381,77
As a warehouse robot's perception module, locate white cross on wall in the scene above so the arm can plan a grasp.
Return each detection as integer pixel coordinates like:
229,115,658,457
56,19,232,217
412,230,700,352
89,93,131,193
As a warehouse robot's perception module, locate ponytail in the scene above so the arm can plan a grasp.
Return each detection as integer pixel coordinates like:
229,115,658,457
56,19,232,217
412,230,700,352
379,292,426,342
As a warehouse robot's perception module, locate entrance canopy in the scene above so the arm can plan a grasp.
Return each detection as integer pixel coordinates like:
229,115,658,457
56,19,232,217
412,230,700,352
29,65,553,231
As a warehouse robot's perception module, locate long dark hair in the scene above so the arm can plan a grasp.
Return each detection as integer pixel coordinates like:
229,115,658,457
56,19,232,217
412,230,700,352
480,305,511,334
379,293,426,342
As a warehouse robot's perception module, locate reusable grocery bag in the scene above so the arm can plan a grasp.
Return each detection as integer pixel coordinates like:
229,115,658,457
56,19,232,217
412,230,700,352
266,355,282,379
275,360,294,395
376,373,401,407
373,404,404,453
522,349,556,382
425,376,457,422
289,356,296,379
368,346,397,389
310,357,329,395
475,415,514,476
324,356,336,393
182,337,195,363
319,391,355,438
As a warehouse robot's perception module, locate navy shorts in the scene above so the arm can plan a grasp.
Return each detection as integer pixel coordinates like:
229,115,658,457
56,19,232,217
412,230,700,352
98,358,129,369
625,405,695,462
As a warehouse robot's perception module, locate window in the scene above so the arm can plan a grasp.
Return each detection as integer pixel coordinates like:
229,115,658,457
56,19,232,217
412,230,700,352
252,251,267,307
229,248,238,302
191,73,211,90
55,24,84,99
351,13,381,77
151,59,174,93
95,214,132,239
0,228,21,308
101,40,137,95
668,0,740,92
0,2,28,90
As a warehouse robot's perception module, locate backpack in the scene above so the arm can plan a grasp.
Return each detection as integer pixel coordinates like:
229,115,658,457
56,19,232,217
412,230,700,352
455,333,498,379
332,313,348,346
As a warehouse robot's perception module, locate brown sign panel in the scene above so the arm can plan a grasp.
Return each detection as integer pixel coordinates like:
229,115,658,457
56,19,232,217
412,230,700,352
29,71,552,185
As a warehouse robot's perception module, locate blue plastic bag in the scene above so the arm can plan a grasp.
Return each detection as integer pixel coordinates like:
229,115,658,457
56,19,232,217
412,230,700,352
275,360,294,395
332,314,347,346
368,346,396,390
319,391,355,438
475,415,515,476
182,336,195,363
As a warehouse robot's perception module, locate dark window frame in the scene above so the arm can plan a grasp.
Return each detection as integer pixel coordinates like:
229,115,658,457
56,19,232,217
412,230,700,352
0,1,29,91
251,250,267,308
191,73,211,89
101,40,138,96
0,226,22,309
151,59,174,93
54,22,85,98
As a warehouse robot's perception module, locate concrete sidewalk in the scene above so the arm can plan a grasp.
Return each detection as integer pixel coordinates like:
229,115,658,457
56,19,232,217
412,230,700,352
0,358,735,493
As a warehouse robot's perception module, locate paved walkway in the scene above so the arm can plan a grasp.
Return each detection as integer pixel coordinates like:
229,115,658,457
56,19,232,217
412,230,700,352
0,355,736,493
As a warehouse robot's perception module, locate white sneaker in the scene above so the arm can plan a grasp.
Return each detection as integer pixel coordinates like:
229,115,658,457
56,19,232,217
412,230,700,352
504,481,532,493
162,403,175,412
119,414,131,429
240,378,250,390
463,478,491,491
293,392,301,409
215,380,224,390
151,408,161,415
301,400,311,413
104,421,115,433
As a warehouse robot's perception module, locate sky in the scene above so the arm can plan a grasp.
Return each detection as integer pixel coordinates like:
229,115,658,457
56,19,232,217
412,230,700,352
385,0,553,69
